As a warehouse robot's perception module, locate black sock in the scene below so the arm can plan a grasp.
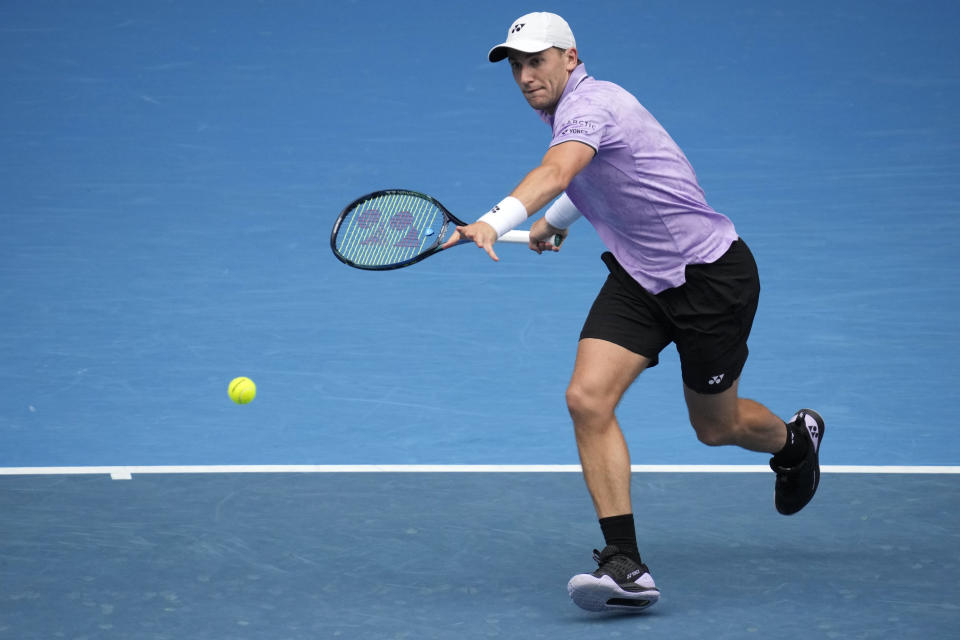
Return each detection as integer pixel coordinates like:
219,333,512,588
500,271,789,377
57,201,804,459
774,419,809,466
599,514,641,562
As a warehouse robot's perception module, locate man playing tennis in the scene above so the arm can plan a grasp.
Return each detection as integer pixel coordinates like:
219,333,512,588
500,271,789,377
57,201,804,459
445,12,825,613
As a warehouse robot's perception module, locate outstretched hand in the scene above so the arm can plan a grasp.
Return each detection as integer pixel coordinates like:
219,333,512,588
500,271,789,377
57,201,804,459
442,221,500,261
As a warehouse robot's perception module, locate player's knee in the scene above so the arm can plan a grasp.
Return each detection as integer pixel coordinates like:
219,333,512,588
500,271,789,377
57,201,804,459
565,381,615,428
564,382,592,420
694,429,732,447
690,415,738,447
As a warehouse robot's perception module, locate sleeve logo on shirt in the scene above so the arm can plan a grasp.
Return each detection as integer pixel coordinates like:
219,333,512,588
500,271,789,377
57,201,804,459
557,118,599,138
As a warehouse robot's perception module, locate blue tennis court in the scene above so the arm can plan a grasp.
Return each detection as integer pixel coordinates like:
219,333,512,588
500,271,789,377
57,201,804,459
2,1,958,638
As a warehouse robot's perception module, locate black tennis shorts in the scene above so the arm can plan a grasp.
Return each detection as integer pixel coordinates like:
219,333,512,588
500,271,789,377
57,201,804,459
580,239,760,394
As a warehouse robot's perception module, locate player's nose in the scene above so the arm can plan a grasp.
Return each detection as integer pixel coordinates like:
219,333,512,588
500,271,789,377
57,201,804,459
518,65,536,85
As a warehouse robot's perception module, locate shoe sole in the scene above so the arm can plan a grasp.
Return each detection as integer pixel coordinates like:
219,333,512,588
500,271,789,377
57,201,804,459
567,574,660,613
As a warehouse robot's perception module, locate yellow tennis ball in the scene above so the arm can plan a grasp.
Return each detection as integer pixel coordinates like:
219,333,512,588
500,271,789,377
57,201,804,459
228,376,256,404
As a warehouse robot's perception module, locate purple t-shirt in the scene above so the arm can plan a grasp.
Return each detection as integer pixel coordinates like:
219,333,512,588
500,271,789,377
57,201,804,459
538,64,738,294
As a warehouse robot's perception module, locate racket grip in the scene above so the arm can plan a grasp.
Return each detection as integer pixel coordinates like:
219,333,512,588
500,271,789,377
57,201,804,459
499,230,530,244
499,230,564,247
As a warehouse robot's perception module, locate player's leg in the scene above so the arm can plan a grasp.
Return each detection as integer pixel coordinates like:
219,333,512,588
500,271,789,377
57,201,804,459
673,239,825,515
565,250,673,613
566,337,649,517
569,255,669,526
683,378,787,452
565,337,660,612
683,380,825,514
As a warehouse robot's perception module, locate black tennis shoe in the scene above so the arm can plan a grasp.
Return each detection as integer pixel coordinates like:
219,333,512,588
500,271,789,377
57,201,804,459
771,408,825,515
567,545,659,613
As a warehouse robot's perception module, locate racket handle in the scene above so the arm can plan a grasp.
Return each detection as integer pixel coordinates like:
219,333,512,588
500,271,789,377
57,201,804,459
499,230,564,247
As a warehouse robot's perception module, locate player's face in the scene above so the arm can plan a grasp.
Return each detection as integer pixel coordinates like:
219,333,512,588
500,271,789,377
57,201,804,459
508,47,578,113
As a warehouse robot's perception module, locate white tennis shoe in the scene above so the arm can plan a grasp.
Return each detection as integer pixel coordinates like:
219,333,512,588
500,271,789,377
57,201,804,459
568,545,659,613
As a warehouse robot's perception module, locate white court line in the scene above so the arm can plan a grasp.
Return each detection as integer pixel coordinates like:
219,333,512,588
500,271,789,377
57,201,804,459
0,464,958,479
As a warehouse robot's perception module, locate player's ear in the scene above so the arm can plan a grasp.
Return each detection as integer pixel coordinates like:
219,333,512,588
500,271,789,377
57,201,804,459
564,47,579,71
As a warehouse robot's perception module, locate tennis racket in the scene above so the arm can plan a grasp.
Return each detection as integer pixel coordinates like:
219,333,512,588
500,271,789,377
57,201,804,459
330,189,562,270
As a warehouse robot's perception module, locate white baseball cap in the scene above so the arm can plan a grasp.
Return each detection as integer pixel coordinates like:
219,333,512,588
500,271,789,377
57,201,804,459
487,12,576,62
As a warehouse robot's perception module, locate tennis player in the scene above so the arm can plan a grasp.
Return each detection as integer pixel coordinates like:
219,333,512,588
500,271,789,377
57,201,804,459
445,12,825,613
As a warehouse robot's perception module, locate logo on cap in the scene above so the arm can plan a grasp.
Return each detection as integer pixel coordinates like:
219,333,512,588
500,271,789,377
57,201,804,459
510,23,526,34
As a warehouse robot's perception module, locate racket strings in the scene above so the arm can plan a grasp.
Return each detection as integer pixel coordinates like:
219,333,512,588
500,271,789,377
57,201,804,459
335,193,447,267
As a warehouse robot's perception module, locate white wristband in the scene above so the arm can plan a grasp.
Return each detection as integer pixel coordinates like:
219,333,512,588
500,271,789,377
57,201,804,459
477,196,528,237
543,193,582,229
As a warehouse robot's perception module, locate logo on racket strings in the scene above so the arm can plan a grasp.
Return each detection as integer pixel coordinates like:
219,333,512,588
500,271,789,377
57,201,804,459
356,209,423,248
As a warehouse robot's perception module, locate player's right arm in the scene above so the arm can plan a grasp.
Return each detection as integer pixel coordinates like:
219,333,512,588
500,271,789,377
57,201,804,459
510,141,595,214
448,141,593,261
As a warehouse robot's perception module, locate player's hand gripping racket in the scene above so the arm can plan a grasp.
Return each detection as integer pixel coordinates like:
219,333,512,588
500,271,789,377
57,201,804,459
330,189,562,270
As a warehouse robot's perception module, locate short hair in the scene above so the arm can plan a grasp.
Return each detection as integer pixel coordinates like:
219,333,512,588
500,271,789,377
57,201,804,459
553,46,583,65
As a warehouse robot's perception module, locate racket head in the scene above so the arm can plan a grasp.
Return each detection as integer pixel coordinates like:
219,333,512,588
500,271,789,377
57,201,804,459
331,190,466,270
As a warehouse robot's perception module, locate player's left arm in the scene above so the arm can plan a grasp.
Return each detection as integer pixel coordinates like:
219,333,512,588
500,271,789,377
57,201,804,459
446,141,595,259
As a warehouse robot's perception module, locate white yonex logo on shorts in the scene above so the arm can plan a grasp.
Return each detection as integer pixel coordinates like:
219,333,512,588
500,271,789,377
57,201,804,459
708,374,725,385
